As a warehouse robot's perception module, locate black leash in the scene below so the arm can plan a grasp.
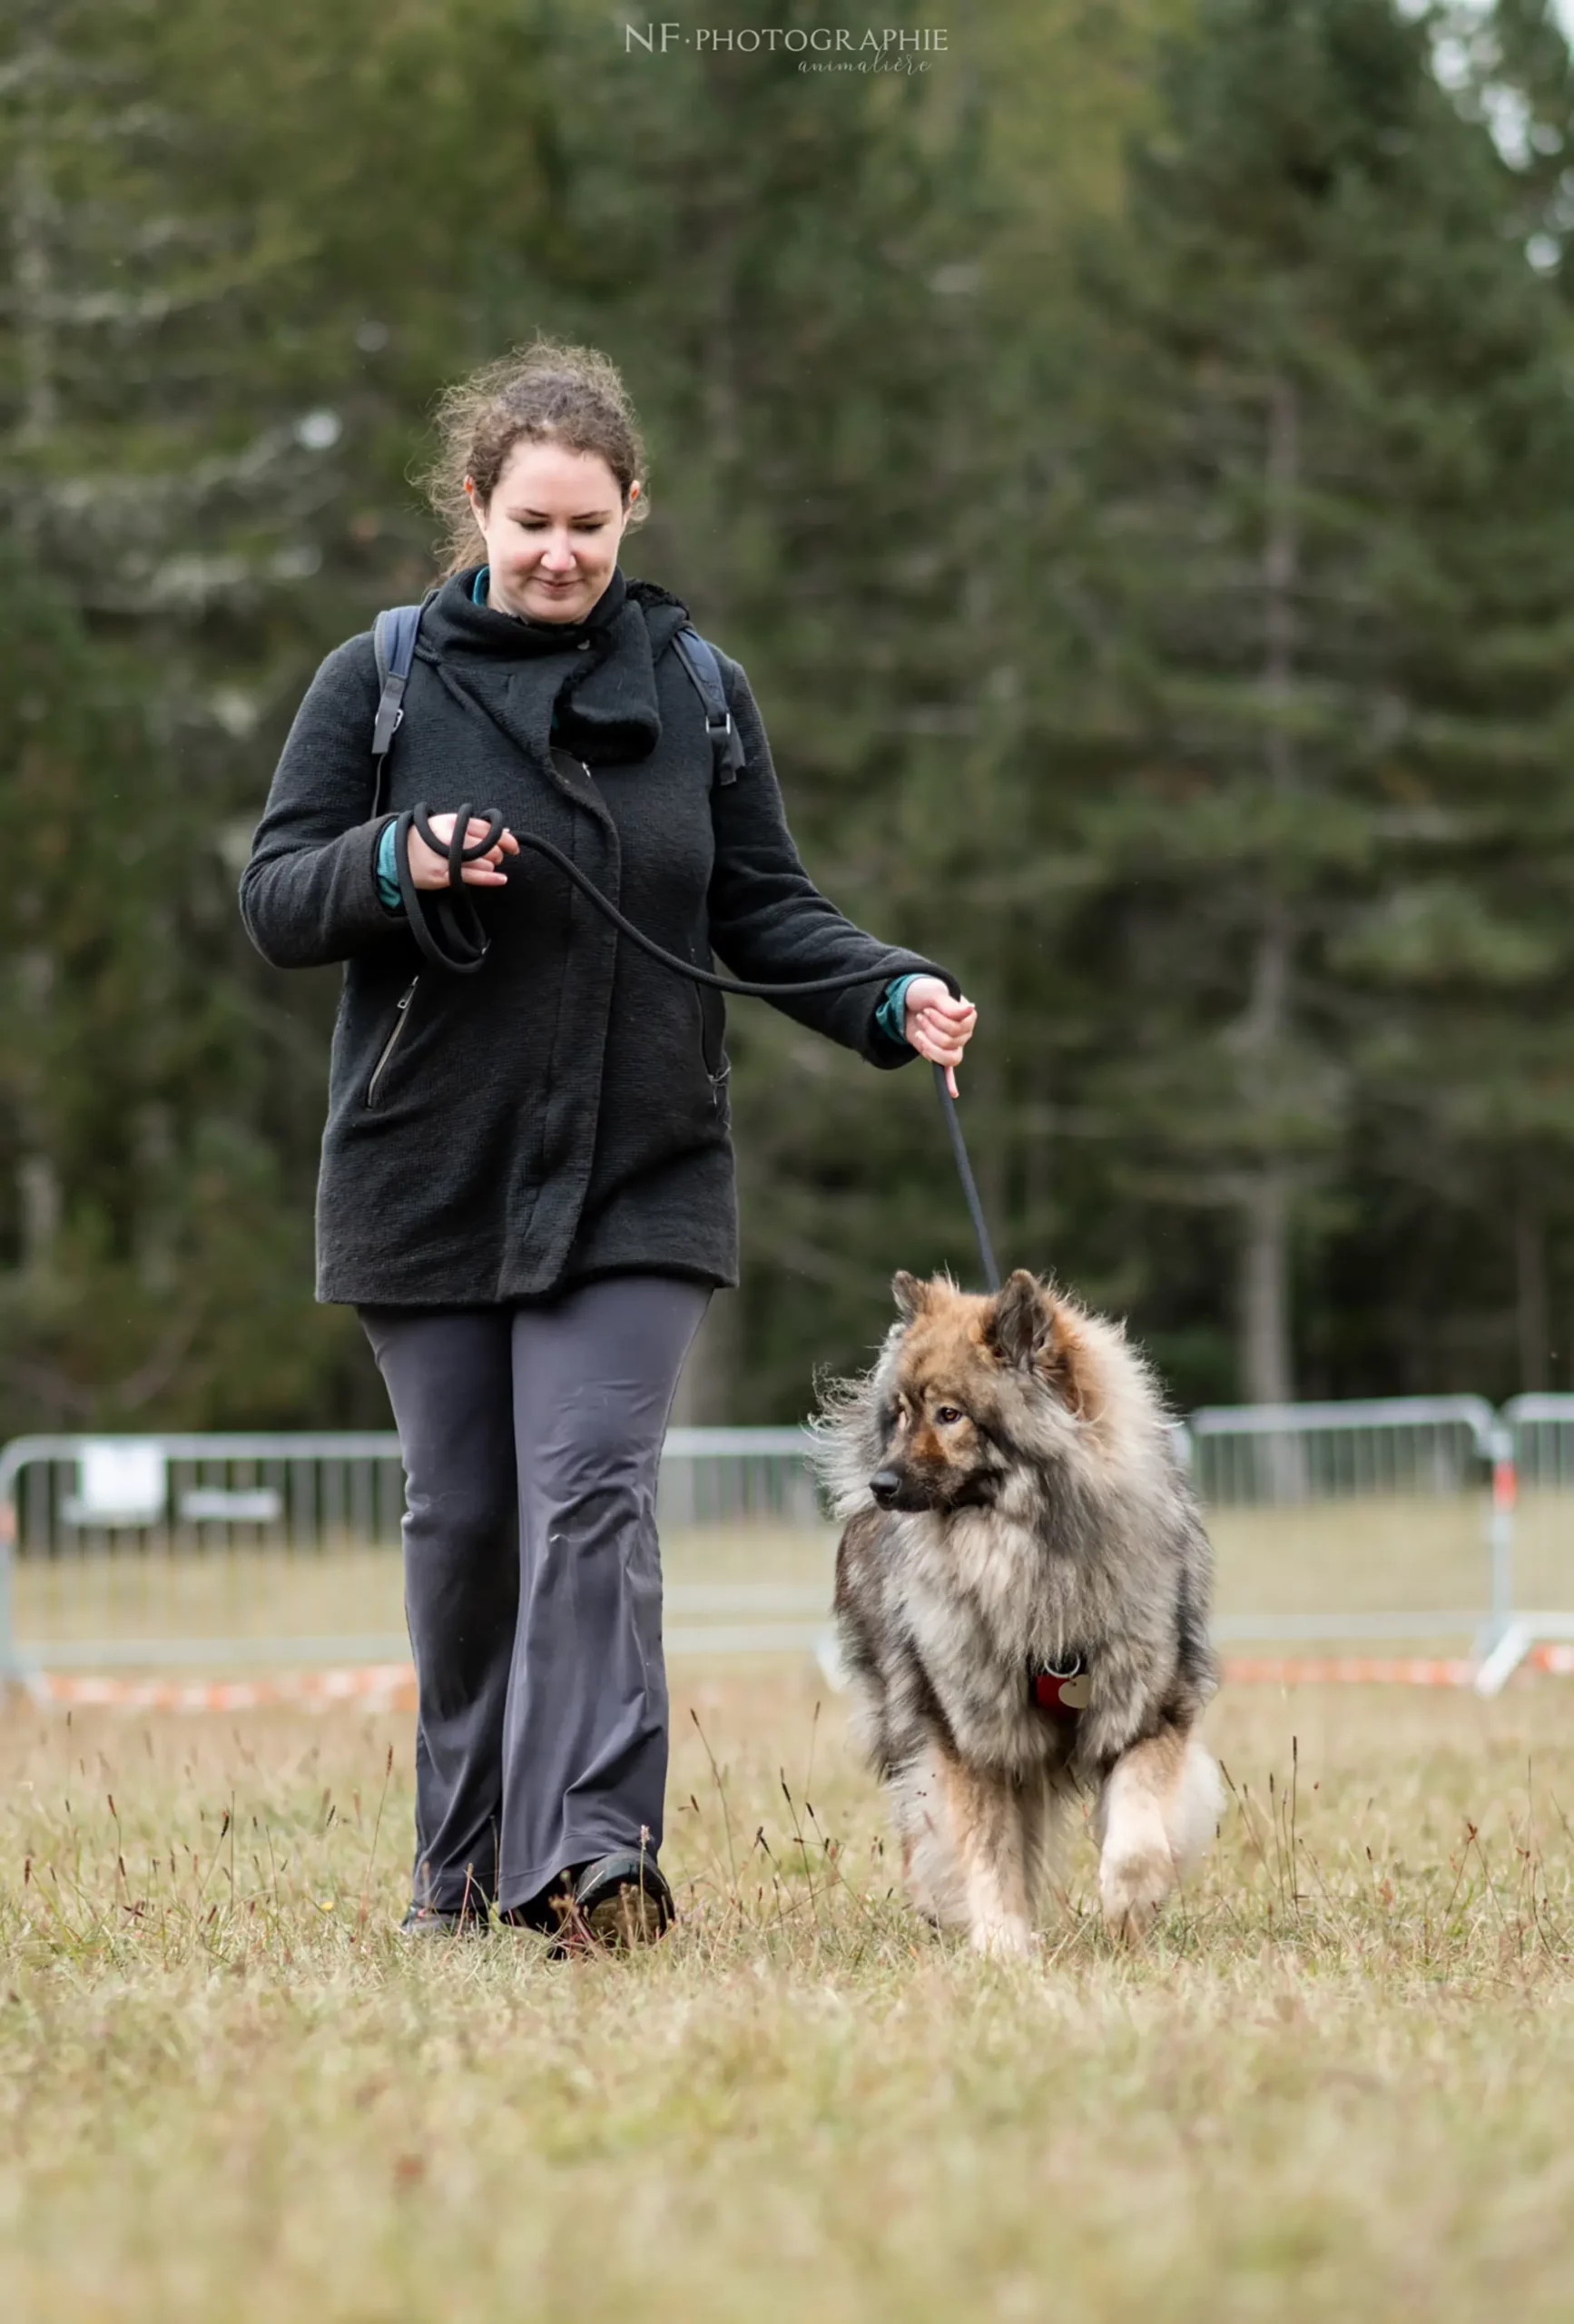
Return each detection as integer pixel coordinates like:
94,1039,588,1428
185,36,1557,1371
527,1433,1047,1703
400,800,1002,1290
931,1063,1000,1294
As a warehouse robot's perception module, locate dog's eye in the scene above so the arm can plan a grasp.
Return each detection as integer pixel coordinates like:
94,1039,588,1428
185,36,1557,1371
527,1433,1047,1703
934,1404,966,1426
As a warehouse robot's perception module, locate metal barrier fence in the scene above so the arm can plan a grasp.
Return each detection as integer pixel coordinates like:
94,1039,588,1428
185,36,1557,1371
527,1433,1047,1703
1471,1395,1574,1692
0,1426,828,1678
0,1398,1567,1689
1189,1395,1508,1652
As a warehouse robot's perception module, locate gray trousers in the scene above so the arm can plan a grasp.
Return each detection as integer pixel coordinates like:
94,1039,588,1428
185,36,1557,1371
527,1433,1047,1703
359,1275,710,1911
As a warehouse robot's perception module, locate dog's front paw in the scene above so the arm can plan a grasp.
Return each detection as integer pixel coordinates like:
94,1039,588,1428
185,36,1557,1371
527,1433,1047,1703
969,1915,1038,1961
1099,1846,1173,1945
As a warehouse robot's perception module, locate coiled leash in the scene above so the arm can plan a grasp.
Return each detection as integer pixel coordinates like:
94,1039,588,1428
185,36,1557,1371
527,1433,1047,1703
392,793,1001,1294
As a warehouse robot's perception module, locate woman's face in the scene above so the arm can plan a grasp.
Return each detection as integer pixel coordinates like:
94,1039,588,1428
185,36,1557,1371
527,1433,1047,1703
467,438,631,624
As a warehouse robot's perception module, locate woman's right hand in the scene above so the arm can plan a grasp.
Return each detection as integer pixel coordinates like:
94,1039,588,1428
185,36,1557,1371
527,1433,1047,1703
407,812,520,890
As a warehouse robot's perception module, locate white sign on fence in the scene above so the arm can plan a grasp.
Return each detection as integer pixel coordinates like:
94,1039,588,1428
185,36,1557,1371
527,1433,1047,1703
62,1441,168,1529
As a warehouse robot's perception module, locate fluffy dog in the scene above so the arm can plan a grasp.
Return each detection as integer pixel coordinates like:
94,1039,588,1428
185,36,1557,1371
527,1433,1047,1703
815,1267,1221,1955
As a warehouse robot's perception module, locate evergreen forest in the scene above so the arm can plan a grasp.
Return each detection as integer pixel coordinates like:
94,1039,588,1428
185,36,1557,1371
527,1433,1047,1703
5,0,1574,1430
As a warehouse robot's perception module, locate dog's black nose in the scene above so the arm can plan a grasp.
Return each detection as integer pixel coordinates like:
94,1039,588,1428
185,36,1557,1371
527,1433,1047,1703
870,1469,902,1508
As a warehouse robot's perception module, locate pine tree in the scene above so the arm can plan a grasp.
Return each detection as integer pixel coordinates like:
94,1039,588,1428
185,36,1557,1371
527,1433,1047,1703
1017,0,1574,1403
0,0,410,1426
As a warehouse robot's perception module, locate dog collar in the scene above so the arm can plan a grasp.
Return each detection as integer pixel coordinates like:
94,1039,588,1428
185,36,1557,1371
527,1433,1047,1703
1030,1652,1090,1718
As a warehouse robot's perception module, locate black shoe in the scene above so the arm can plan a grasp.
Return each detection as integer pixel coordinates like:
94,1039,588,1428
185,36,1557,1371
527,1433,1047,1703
568,1853,675,1952
496,1890,566,1937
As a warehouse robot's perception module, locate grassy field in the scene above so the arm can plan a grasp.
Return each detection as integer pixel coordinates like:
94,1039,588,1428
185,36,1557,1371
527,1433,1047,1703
4,1666,1574,2320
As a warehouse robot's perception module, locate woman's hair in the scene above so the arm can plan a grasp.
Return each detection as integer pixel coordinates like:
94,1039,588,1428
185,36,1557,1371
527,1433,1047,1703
423,335,649,575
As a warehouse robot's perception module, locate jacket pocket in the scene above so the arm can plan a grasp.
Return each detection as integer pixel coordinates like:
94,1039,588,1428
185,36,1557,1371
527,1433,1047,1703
697,982,730,1125
366,976,421,1109
698,980,726,1072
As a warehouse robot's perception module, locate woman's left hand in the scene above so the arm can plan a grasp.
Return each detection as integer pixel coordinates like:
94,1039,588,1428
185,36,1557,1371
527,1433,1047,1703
902,977,979,1098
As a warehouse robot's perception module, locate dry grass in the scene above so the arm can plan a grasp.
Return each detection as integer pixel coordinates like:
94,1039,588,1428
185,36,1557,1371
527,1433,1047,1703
4,1667,1574,2319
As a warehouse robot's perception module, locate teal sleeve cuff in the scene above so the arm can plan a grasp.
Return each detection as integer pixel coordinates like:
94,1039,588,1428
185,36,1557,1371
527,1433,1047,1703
876,974,919,1052
375,819,404,914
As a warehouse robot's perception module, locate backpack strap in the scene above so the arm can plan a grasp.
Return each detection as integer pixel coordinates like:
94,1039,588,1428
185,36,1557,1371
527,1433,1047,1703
370,601,428,813
673,625,746,785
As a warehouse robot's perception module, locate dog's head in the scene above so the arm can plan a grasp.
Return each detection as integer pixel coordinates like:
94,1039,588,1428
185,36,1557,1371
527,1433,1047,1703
866,1267,1098,1514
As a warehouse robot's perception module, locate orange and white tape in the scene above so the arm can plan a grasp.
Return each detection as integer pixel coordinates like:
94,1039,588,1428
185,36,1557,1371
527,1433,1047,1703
20,1663,417,1713
1220,1655,1477,1688
14,1648,1574,1712
1225,1644,1574,1689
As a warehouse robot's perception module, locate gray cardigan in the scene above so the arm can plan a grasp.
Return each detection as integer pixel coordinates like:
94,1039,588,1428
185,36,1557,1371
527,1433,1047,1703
240,566,952,1305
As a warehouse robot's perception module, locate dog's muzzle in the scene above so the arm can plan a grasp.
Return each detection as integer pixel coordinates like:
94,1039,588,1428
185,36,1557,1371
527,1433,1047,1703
870,1465,992,1514
869,1467,939,1512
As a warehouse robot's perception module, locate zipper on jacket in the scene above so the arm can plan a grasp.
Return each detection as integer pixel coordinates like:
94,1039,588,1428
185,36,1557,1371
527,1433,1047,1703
367,978,419,1108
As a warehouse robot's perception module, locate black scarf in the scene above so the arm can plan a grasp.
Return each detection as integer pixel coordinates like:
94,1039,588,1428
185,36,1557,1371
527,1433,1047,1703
418,564,692,768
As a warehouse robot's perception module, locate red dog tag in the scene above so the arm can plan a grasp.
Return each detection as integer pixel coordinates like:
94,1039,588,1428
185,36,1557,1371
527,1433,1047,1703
1030,1659,1090,1718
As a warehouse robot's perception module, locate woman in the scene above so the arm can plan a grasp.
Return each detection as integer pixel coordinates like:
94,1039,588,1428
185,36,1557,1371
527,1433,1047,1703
240,339,977,1948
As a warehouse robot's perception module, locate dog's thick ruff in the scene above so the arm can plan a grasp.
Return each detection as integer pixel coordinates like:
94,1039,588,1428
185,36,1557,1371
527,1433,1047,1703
359,1275,708,1913
818,1270,1221,1952
240,565,949,1306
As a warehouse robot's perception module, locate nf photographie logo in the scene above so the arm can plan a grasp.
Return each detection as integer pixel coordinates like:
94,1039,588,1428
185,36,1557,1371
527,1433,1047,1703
625,23,949,73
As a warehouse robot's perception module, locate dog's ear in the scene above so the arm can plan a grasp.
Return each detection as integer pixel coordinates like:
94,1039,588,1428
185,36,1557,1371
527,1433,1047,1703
986,1269,1054,1371
891,1270,932,1323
